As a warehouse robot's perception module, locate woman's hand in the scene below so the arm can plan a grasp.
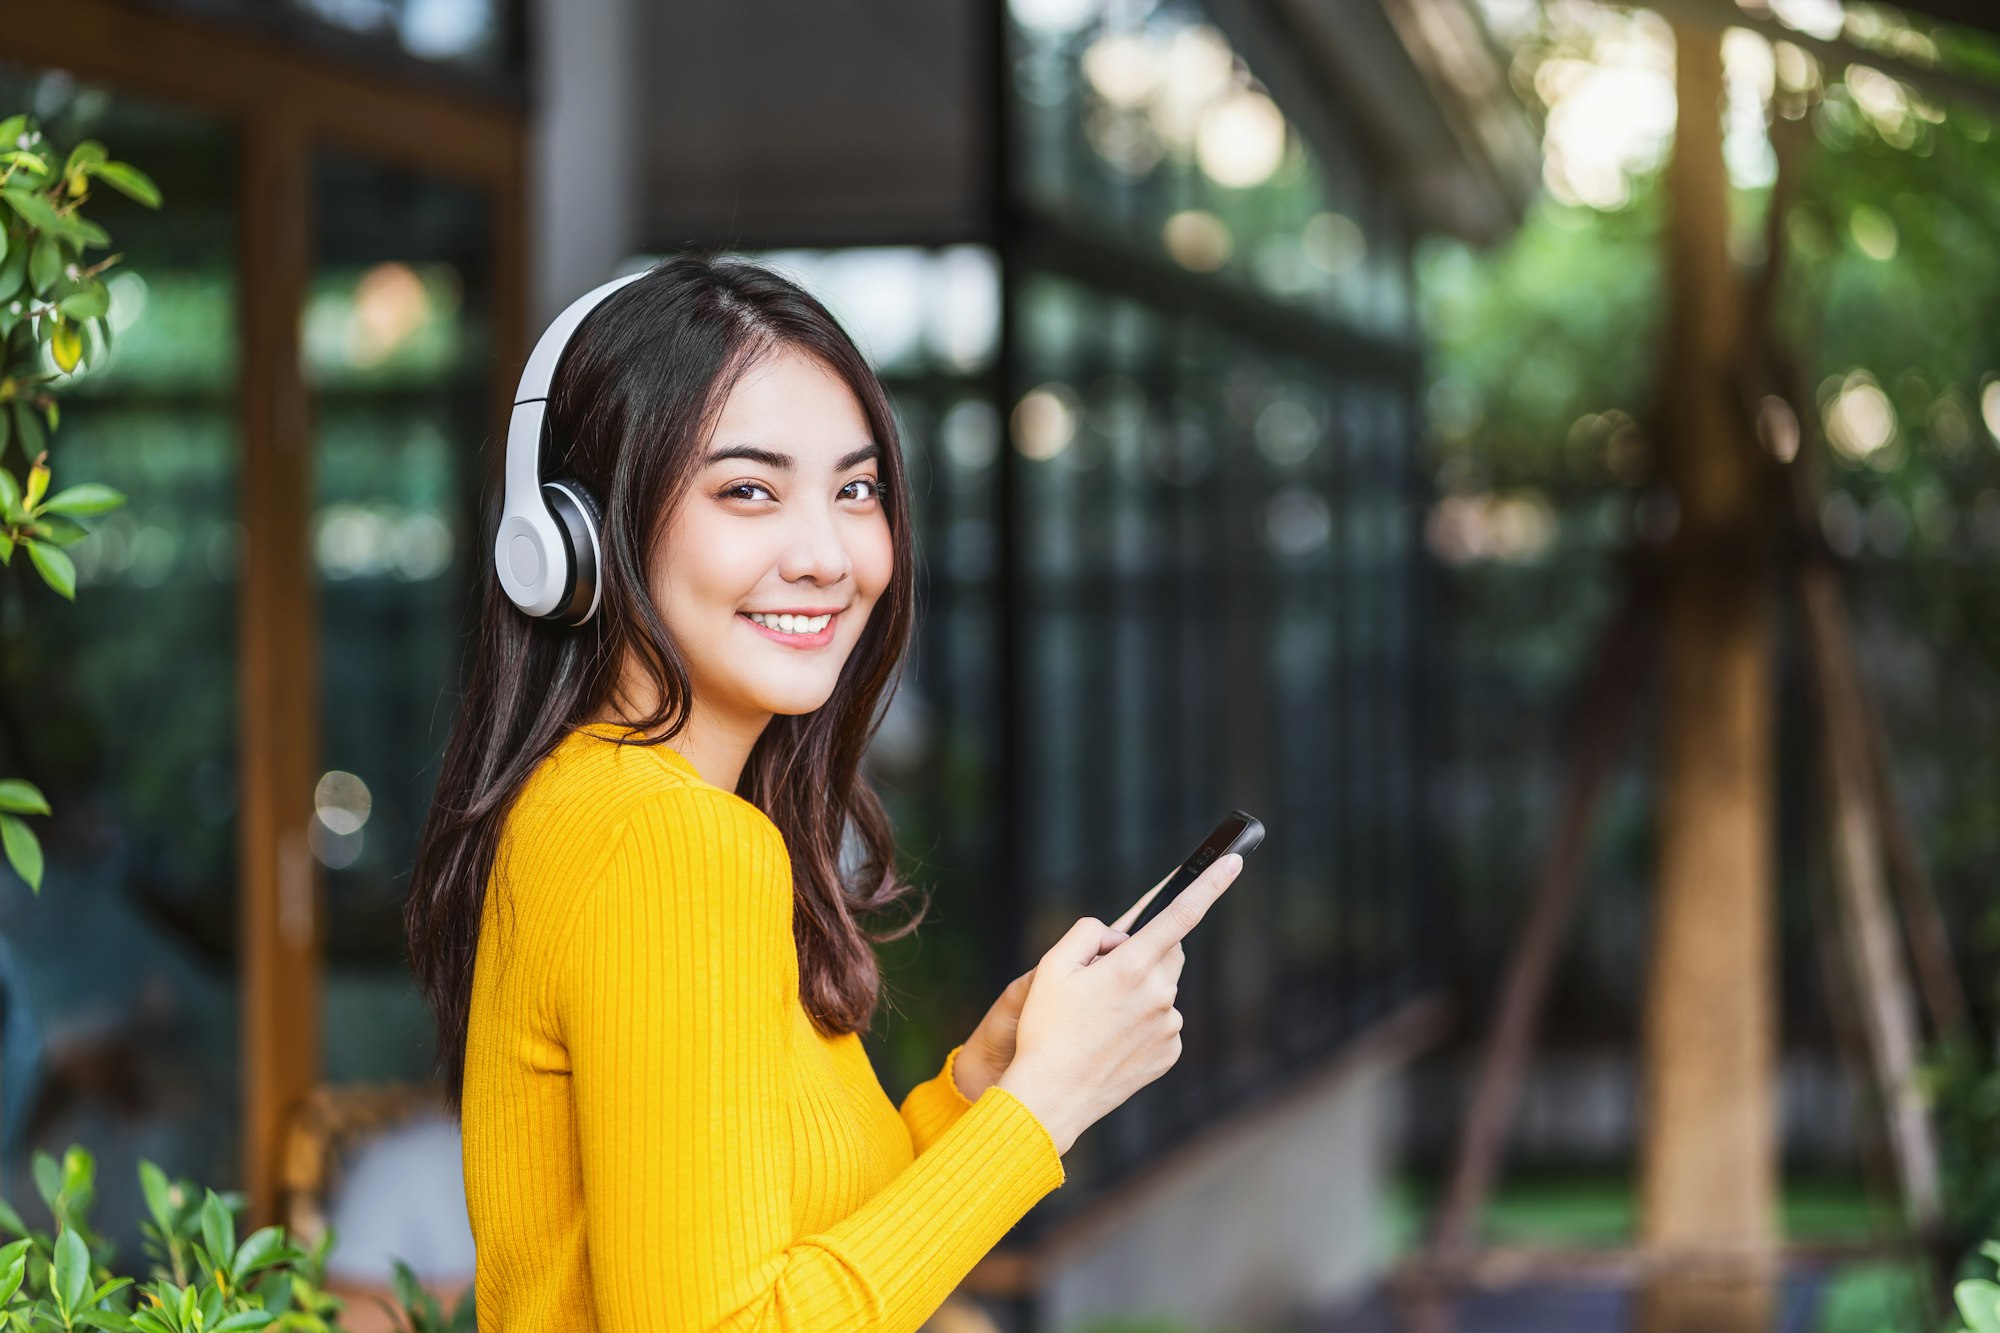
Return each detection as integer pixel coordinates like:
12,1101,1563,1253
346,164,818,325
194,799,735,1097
955,925,1130,1100
996,852,1244,1155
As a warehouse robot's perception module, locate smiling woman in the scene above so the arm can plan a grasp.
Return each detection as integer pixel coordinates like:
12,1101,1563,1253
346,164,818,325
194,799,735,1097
402,254,1069,1332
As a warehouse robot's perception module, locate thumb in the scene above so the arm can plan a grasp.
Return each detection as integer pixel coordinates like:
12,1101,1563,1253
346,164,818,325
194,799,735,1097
1081,926,1130,968
1050,916,1116,967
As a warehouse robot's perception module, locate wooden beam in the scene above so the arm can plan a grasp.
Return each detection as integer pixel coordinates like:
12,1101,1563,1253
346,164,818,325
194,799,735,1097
237,105,319,1227
0,0,519,185
1412,583,1655,1333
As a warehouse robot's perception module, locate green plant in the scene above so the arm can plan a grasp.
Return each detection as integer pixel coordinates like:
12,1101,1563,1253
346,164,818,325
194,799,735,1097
0,1143,341,1331
1953,1240,2000,1332
0,112,155,892
0,1142,467,1332
374,1262,471,1333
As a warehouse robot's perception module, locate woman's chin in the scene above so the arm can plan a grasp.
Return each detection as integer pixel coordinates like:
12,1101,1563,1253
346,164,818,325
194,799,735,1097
747,680,840,717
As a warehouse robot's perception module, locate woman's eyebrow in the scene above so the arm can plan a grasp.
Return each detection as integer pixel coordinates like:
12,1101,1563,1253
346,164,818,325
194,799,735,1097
704,443,880,471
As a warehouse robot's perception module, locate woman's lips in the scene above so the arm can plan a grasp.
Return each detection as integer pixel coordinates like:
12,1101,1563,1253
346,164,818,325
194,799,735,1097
738,611,838,649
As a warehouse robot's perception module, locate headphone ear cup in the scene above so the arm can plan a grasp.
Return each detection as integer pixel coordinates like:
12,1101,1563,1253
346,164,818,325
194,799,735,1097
541,481,605,625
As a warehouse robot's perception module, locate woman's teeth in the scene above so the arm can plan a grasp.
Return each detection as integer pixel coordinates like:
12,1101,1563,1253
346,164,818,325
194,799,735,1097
747,612,832,636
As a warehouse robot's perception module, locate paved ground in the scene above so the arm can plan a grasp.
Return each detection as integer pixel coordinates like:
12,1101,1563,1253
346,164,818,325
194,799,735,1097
1302,1273,1832,1333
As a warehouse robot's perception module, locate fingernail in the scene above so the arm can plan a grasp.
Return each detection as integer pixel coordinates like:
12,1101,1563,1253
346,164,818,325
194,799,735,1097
1225,853,1243,877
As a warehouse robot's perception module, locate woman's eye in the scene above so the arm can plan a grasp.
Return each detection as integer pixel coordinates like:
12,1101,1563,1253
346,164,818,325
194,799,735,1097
723,482,774,502
843,477,882,502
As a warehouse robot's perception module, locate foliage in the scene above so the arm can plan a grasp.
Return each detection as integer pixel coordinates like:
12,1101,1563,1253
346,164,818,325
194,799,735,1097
1954,1241,2000,1332
373,1262,472,1333
0,113,156,893
0,1143,469,1333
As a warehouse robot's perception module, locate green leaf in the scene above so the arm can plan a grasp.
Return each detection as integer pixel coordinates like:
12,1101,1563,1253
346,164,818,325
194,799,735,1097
34,514,86,546
68,216,109,249
31,1153,58,1212
229,1227,283,1283
210,1314,274,1332
1960,1279,2000,1333
57,284,106,320
42,483,123,516
0,815,36,894
12,405,41,460
2,188,58,232
136,1162,174,1237
26,235,57,294
0,117,26,151
74,1311,136,1332
89,1274,132,1305
62,140,107,179
0,1238,27,1303
26,539,73,599
91,162,160,209
198,1192,234,1276
0,781,48,816
0,245,22,304
130,1310,175,1333
0,1199,26,1239
53,1227,87,1317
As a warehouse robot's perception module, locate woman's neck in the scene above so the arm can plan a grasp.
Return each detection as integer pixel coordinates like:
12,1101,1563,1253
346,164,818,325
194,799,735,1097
595,684,768,796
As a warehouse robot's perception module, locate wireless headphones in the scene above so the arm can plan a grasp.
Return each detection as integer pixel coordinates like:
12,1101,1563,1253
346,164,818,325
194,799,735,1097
493,269,649,625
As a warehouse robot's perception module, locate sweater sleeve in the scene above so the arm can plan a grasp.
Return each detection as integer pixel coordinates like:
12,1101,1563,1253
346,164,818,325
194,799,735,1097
555,787,1066,1332
898,1044,980,1157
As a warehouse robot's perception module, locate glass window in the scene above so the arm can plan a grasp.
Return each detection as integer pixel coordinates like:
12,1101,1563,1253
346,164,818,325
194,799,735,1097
308,152,495,1084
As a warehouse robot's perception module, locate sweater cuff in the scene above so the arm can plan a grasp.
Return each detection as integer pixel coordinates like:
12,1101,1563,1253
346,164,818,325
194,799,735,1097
899,1043,981,1157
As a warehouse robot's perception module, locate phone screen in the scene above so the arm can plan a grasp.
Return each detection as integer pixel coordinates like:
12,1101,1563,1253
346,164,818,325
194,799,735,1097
1121,810,1265,936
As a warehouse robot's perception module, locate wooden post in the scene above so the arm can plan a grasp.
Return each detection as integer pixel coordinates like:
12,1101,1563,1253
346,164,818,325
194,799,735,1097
238,108,321,1226
1635,19,1778,1332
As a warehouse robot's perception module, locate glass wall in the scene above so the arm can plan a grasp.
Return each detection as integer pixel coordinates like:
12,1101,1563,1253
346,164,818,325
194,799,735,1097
308,153,496,1085
1009,0,1413,339
0,68,242,1237
997,0,1433,1213
1007,270,1427,1199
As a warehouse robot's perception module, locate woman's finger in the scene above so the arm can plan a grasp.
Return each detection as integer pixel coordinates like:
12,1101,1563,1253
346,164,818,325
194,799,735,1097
1109,866,1178,935
1124,853,1243,964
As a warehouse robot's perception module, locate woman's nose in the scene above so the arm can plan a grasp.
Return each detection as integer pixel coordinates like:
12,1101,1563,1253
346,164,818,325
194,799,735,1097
778,503,853,585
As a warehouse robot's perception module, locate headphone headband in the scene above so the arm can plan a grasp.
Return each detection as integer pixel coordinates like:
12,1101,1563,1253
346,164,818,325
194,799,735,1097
494,270,648,621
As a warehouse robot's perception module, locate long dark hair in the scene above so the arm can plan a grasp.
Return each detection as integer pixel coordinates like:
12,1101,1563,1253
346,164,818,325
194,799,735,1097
405,253,927,1113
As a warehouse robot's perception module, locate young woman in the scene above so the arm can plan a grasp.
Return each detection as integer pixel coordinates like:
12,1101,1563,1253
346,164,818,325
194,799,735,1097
404,254,1244,1332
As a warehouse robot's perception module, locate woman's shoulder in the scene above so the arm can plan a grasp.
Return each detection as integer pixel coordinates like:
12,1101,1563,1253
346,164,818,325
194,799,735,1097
507,725,788,878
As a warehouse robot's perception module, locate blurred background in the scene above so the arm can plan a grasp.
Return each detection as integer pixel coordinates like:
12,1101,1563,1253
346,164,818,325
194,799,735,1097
3,0,2000,1328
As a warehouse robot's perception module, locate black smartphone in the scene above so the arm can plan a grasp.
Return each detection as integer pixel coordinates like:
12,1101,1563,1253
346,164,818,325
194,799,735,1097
1119,810,1266,936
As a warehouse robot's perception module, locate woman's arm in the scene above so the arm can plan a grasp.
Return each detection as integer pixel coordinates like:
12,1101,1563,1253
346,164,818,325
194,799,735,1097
557,787,1065,1332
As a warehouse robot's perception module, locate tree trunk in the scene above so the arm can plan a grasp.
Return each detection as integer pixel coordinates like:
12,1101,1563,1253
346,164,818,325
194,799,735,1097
1635,19,1778,1332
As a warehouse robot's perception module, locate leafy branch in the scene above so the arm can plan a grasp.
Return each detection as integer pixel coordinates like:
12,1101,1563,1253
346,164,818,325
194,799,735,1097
0,113,159,893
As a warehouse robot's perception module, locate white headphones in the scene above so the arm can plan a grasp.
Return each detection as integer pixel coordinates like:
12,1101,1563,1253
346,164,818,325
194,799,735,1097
493,269,649,625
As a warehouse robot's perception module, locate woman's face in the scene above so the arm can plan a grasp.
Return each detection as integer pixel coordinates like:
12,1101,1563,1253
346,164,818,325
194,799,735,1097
651,345,894,730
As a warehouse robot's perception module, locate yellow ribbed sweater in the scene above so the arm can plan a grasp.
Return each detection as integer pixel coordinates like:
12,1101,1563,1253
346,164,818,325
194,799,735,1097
460,722,1067,1331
